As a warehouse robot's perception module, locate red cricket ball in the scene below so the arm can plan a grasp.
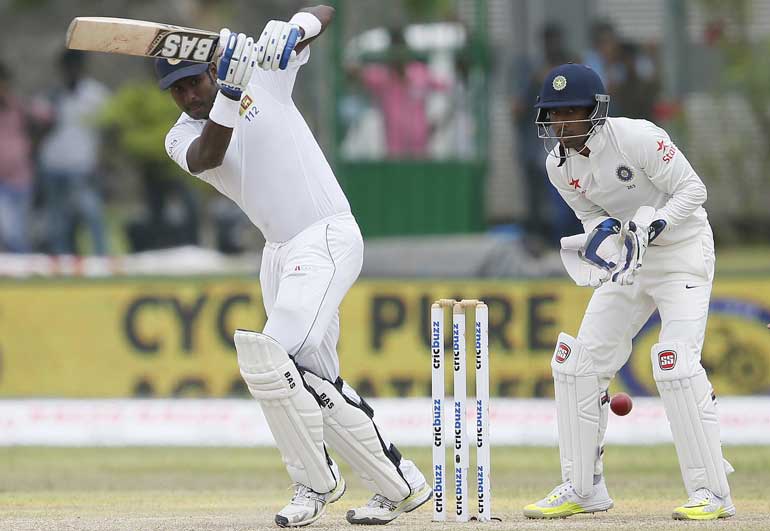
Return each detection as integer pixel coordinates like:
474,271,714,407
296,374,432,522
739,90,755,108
610,392,633,416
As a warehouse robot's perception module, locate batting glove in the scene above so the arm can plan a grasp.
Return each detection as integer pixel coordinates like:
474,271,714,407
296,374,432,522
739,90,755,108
256,20,302,71
217,29,258,100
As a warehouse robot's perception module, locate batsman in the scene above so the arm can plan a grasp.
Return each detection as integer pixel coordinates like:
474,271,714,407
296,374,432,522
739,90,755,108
158,5,430,527
523,63,735,521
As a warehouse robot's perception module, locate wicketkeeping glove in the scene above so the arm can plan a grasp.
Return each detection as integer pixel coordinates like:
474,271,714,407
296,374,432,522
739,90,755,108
612,206,666,286
570,218,623,288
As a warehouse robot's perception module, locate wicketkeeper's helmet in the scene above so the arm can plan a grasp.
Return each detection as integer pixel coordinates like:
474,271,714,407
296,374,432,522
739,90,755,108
534,63,610,158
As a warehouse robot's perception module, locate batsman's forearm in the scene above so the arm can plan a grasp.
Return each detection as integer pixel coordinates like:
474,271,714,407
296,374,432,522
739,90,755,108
300,4,335,26
186,120,233,173
293,5,334,53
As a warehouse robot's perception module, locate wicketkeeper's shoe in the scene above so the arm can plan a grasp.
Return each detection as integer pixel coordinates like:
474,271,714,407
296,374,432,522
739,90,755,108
274,477,346,528
523,477,613,519
345,482,432,525
672,488,735,520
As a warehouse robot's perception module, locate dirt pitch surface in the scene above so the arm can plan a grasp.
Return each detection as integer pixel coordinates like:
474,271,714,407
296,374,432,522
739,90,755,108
1,446,768,530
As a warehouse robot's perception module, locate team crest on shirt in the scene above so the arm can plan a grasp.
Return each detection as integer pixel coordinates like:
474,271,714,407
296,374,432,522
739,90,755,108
616,164,634,182
239,93,259,121
239,95,253,116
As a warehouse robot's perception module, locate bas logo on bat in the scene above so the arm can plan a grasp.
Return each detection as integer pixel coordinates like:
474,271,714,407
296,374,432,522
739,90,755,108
66,17,220,64
149,31,218,62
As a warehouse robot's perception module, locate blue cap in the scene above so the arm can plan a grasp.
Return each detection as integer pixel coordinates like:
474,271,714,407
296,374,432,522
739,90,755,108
155,58,209,90
535,63,606,109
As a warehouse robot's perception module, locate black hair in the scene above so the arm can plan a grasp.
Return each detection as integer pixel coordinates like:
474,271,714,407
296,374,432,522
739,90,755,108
541,22,563,40
387,26,406,47
590,20,616,44
60,49,86,69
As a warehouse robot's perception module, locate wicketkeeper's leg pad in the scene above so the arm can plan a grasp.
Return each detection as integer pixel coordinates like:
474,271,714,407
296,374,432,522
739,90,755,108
235,329,337,494
551,332,605,498
595,385,610,478
651,341,733,497
303,372,412,501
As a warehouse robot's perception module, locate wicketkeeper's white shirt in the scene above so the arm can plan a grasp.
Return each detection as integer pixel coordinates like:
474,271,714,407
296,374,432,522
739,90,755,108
546,117,709,246
165,47,351,243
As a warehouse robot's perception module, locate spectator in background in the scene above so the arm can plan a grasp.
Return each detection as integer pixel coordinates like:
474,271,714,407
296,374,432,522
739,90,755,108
355,28,447,158
612,41,659,120
583,20,623,95
126,165,201,252
511,22,582,246
0,62,50,253
38,50,109,255
583,20,659,119
430,48,476,160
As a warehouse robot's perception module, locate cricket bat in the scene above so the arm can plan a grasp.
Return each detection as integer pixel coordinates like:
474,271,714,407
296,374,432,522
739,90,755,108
66,17,221,63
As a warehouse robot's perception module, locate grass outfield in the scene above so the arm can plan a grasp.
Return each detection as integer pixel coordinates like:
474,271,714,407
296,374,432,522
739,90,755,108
1,446,768,530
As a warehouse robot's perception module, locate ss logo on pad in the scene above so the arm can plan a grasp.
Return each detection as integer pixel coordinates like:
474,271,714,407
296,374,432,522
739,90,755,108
658,350,677,370
555,343,571,363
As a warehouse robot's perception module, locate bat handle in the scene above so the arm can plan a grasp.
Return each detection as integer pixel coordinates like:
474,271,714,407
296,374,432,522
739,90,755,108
214,44,225,62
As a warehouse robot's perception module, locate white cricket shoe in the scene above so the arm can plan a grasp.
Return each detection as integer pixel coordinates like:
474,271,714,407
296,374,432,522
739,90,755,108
523,477,613,519
274,476,346,528
672,488,736,520
345,482,432,525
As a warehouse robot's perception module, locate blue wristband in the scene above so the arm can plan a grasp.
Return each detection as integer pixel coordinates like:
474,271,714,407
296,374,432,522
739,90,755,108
218,85,242,100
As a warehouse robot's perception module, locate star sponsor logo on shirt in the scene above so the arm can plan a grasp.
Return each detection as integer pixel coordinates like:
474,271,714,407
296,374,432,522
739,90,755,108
569,178,581,190
656,139,677,164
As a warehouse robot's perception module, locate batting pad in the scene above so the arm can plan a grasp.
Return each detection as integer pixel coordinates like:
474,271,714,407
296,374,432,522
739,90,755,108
551,332,602,498
234,329,337,494
303,372,412,501
651,341,733,497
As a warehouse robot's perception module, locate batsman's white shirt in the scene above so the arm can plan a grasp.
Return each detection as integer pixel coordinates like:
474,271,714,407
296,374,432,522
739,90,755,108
165,48,361,380
165,48,350,243
547,117,715,377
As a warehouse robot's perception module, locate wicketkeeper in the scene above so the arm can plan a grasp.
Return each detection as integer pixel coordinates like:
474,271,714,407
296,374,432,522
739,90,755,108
523,63,734,521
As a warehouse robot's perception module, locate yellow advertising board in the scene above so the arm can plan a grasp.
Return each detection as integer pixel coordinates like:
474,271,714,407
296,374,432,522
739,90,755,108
0,277,768,397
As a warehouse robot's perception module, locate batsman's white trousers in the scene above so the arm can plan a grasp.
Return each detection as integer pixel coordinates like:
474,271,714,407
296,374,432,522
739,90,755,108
260,212,363,381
